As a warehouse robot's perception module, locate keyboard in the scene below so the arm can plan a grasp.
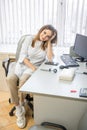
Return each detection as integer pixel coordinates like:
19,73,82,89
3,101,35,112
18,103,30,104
60,54,79,67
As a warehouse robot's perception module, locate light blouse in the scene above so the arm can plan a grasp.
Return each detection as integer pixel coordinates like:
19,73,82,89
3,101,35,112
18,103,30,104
15,35,46,78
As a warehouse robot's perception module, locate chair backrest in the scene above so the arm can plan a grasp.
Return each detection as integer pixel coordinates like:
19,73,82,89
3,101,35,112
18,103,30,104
29,122,67,130
16,34,32,61
3,34,33,76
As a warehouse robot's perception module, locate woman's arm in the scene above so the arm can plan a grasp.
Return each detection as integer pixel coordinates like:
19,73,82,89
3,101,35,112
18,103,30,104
23,58,37,71
46,41,54,61
46,33,56,61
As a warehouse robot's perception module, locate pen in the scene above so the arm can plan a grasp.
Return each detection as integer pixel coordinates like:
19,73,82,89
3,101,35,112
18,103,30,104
40,68,57,73
40,69,50,72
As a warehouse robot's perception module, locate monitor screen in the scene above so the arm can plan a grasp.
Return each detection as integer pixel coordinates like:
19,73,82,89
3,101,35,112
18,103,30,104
73,34,87,61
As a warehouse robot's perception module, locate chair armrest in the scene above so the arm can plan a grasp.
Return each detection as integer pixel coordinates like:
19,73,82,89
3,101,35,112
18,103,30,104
2,57,16,76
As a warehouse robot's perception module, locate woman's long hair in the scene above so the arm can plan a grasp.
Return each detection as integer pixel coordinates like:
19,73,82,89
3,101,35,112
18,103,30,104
32,25,57,50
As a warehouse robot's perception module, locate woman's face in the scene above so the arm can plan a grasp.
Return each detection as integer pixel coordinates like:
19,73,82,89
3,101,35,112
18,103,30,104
39,29,53,42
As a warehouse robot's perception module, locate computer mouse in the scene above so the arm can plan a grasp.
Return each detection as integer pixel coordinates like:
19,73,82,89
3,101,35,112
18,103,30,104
59,65,69,69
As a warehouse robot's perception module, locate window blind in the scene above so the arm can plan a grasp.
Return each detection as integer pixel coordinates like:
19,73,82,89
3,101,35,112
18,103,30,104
0,0,87,51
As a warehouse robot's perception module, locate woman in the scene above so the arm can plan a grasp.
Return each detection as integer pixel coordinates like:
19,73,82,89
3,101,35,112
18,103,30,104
6,25,57,128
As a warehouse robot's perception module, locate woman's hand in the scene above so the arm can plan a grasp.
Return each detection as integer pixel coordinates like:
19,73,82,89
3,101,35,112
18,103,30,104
32,66,37,72
48,32,56,42
23,58,37,72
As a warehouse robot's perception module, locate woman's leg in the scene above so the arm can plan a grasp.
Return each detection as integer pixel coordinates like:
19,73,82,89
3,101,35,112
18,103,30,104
15,73,30,128
19,74,31,104
6,74,19,104
6,74,25,128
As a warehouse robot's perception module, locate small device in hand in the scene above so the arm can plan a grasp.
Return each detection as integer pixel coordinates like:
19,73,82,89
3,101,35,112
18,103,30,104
45,61,58,66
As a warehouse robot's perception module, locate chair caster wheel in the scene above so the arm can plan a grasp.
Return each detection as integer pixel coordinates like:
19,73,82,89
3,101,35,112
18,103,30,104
9,106,16,116
9,111,14,116
9,98,11,103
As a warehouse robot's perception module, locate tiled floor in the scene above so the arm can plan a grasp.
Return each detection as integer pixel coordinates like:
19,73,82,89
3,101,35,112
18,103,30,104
0,91,34,130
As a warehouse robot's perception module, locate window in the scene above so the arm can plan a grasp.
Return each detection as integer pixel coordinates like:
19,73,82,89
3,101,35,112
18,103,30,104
64,0,87,46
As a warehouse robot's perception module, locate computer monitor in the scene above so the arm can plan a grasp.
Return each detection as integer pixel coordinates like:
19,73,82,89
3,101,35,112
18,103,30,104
73,34,87,62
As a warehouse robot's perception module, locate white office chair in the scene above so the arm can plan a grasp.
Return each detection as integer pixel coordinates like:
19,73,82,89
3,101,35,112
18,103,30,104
2,34,33,116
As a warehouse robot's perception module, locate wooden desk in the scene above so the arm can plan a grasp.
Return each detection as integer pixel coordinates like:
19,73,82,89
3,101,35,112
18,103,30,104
20,48,87,130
